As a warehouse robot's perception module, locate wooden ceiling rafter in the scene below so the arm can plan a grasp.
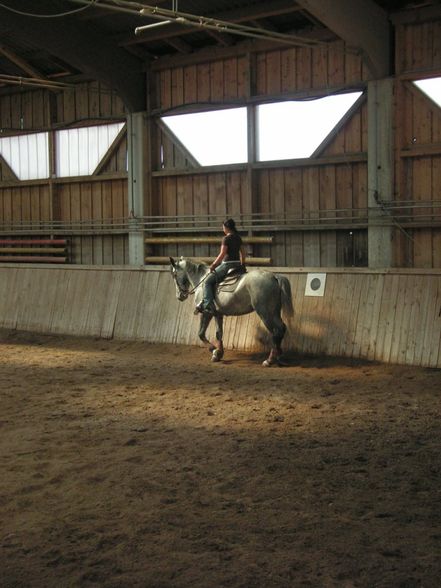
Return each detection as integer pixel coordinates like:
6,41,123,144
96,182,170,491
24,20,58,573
0,44,47,80
165,37,193,54
296,0,391,77
0,0,146,111
205,29,235,47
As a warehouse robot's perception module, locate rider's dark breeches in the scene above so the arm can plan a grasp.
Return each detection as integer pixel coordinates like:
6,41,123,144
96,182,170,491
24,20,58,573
201,261,241,306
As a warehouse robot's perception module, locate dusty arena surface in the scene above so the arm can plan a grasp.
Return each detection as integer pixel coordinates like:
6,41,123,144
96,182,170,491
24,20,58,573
0,329,440,588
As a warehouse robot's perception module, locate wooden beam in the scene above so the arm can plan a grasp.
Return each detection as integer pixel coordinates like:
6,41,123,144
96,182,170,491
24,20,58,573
250,19,278,33
205,30,235,47
145,256,272,265
0,256,67,263
0,248,66,254
0,239,67,245
145,236,273,244
391,4,441,25
400,144,441,158
295,0,391,78
127,112,148,264
151,153,367,177
166,37,193,54
0,45,47,79
0,2,145,112
0,153,19,181
156,119,201,168
367,79,394,268
150,28,337,71
92,124,127,176
311,92,366,157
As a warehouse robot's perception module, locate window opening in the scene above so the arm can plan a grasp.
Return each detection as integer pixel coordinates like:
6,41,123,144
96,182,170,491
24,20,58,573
257,92,363,161
161,107,247,166
55,122,125,177
413,77,441,108
0,132,49,180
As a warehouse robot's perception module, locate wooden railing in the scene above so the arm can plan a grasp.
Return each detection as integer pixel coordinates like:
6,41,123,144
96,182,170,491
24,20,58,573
144,235,273,265
0,239,69,263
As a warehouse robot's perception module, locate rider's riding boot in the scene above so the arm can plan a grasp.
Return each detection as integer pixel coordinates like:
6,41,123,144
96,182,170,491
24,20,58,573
195,301,216,315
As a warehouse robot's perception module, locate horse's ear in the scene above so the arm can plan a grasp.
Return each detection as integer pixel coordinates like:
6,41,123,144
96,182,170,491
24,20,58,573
169,256,176,267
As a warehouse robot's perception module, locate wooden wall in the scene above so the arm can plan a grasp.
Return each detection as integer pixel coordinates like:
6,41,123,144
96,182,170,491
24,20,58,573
1,264,440,368
0,83,128,264
393,16,441,268
151,40,370,267
1,14,441,269
154,42,368,108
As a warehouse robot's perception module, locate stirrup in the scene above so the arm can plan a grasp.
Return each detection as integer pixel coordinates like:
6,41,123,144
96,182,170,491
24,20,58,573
195,302,216,315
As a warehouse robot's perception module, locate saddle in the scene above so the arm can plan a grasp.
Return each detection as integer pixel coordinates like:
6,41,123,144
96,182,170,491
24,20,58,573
216,265,247,293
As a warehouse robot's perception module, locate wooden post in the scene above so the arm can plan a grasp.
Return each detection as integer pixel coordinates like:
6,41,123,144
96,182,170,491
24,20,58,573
127,111,148,265
368,79,394,268
245,53,258,253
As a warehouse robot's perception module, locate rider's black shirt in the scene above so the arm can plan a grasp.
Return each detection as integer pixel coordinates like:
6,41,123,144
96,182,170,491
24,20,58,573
222,232,242,262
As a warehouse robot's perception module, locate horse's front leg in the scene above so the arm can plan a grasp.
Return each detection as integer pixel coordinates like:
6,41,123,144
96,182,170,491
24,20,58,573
198,313,215,351
211,314,224,362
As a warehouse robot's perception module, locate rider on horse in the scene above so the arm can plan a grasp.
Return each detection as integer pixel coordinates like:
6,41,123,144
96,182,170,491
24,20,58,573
195,218,247,314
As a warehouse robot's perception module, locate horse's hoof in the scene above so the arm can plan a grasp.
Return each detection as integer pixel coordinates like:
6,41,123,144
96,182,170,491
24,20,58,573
211,349,223,362
262,359,279,367
209,344,216,352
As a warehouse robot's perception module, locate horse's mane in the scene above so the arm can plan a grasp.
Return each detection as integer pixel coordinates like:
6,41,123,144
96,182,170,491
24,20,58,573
179,257,209,274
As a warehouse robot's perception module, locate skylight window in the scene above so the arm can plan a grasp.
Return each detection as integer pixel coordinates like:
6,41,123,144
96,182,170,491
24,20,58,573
161,108,247,166
55,122,124,177
0,132,49,180
413,77,441,108
257,92,363,161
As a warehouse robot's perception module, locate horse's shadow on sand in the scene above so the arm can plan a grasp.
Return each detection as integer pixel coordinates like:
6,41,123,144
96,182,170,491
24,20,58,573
219,351,375,369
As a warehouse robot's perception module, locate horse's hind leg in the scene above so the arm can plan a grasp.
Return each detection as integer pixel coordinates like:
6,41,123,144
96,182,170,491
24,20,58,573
255,305,286,367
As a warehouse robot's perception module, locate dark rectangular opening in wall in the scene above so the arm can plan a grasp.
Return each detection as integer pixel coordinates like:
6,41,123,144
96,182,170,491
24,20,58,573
337,229,367,267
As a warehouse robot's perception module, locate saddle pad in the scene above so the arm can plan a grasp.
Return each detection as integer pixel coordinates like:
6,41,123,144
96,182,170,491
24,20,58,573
217,272,245,293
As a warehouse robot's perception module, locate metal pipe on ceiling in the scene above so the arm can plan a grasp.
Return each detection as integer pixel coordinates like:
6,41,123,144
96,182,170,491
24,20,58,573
66,0,325,49
0,74,73,90
135,4,325,48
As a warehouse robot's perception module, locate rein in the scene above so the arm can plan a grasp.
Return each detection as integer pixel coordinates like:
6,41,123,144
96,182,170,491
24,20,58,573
172,267,211,298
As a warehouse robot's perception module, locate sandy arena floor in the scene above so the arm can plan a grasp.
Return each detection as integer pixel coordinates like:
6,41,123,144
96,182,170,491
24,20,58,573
0,329,440,588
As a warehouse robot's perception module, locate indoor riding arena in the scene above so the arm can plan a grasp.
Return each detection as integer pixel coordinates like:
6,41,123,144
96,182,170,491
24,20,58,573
1,2,441,587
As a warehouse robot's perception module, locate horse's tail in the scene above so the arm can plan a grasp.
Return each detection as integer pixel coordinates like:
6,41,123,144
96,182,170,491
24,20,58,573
276,275,294,317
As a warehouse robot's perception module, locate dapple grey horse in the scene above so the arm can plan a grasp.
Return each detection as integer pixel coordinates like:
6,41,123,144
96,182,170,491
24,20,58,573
170,257,293,366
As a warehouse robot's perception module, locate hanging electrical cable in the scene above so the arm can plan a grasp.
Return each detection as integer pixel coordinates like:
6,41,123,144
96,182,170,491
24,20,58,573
0,0,97,18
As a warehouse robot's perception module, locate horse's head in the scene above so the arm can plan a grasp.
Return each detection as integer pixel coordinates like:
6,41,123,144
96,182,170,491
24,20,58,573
169,256,191,301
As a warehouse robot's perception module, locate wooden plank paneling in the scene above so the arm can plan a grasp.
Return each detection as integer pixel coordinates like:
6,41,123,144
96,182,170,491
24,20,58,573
284,168,303,266
1,266,440,367
397,21,441,74
302,168,320,266
1,20,440,275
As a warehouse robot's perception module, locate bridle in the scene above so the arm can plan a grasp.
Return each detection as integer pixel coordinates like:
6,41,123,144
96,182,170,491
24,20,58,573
171,265,211,300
